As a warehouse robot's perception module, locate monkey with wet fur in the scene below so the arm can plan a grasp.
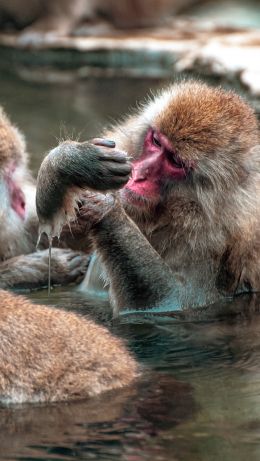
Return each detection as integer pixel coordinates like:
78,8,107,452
0,289,138,403
0,106,90,290
36,81,260,314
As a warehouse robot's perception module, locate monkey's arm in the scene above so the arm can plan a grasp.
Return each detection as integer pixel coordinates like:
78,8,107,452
0,249,89,290
36,139,190,312
216,238,260,296
89,201,185,314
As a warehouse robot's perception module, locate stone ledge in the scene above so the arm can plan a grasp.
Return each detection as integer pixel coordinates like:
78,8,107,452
0,19,259,96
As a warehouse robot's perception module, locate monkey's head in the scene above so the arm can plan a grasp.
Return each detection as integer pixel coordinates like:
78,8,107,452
121,82,259,221
0,108,27,221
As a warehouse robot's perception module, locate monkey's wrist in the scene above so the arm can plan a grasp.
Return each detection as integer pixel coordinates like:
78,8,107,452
78,192,119,229
90,199,127,236
97,193,118,221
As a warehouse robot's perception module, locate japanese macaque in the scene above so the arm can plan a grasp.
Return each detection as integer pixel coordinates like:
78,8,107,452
0,290,138,403
36,81,260,314
0,106,89,290
0,0,198,41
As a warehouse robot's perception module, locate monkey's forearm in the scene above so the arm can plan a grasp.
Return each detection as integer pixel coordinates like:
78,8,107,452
91,206,184,312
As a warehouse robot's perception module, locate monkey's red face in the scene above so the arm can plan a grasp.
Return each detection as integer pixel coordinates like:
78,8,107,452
4,163,26,220
123,128,192,207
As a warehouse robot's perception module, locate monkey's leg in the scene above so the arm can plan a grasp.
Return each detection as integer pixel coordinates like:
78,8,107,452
0,249,89,290
90,204,186,314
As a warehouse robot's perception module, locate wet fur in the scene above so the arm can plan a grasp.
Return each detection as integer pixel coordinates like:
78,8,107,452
0,290,138,403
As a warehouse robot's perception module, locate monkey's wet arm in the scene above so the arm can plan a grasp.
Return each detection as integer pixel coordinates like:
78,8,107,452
90,202,185,314
0,249,89,290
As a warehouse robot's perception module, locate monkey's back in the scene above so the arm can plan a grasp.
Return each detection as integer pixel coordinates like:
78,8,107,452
0,290,138,404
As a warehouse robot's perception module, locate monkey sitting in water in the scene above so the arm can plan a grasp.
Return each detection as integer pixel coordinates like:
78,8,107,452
36,81,260,315
0,289,138,403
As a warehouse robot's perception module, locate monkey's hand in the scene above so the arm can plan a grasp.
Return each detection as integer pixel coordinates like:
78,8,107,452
0,249,89,290
36,138,131,230
76,191,118,229
83,138,132,191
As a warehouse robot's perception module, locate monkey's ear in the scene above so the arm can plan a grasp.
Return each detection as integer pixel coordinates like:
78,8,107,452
216,247,243,295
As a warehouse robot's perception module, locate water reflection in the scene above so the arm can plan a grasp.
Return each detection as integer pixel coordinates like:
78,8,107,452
0,372,195,460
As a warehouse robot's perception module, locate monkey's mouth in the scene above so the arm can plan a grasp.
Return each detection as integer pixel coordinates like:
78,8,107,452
121,187,158,208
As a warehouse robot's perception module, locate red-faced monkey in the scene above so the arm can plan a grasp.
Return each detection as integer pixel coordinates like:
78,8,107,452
36,81,260,315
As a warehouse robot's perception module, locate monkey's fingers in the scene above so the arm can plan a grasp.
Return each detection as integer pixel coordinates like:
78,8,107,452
98,150,131,163
92,175,130,191
105,162,132,176
110,176,131,187
91,138,116,148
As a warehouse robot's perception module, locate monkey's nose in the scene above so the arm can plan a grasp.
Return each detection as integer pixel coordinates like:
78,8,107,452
131,166,147,182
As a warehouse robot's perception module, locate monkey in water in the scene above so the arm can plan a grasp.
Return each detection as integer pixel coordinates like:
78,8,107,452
36,81,260,315
0,289,138,403
0,0,198,43
0,106,90,290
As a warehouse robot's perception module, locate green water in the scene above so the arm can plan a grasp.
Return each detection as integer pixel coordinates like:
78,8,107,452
1,72,260,461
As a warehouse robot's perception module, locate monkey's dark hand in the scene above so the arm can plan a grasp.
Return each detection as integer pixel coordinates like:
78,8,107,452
70,138,132,191
36,138,131,226
42,138,132,192
76,191,118,229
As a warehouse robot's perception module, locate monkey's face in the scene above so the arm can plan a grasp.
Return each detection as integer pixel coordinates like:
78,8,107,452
0,111,27,222
121,82,259,216
122,126,194,208
1,163,26,220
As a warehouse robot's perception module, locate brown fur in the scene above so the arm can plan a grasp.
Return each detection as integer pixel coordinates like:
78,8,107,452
0,290,138,403
0,107,26,168
115,82,260,297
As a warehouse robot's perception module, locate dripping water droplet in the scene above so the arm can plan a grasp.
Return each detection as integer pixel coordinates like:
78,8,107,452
48,237,53,297
38,223,54,297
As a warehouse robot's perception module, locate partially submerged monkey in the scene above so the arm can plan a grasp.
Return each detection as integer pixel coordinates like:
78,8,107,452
0,289,138,403
36,81,260,314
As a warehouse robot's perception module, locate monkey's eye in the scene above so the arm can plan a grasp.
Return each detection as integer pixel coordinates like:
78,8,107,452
152,132,162,148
